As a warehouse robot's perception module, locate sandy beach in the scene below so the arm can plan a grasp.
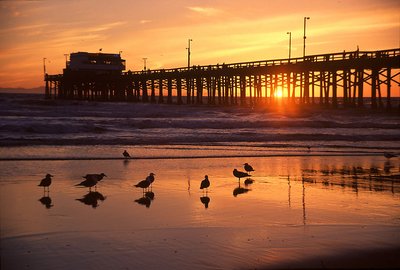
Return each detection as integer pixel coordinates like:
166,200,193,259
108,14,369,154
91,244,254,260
1,155,400,270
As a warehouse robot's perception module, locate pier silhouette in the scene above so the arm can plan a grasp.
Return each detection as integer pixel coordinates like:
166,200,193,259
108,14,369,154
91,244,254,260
45,48,399,110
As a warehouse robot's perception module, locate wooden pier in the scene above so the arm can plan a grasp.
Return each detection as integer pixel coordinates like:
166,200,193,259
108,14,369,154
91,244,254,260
45,48,400,109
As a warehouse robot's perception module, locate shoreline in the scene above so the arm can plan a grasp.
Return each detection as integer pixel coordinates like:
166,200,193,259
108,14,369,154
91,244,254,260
261,246,400,270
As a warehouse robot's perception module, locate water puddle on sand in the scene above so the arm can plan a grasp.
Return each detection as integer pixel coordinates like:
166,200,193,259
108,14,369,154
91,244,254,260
1,155,399,269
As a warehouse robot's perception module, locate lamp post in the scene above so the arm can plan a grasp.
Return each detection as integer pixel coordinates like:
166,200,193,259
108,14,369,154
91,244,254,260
186,38,192,69
64,54,68,67
287,32,292,62
43,57,47,78
303,17,310,58
142,57,147,71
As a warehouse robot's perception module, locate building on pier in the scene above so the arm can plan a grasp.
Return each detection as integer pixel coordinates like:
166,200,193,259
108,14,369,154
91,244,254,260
66,52,126,74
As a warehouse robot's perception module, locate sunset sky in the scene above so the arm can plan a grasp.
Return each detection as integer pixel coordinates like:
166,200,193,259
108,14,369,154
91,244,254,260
0,0,399,89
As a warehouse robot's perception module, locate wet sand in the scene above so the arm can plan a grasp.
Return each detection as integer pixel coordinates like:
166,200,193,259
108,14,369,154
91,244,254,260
1,155,399,269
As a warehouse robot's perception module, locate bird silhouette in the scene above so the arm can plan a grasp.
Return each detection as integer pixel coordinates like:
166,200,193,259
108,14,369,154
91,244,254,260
123,150,131,158
384,152,397,159
146,173,156,188
82,173,106,182
243,163,255,175
75,178,99,191
134,178,151,192
200,175,210,192
233,169,250,180
38,174,53,192
200,196,210,209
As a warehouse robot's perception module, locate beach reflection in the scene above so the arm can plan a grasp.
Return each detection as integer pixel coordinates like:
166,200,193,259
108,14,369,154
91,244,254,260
233,181,251,197
76,191,106,208
301,163,400,194
200,195,210,209
1,156,399,270
135,191,155,208
38,195,53,209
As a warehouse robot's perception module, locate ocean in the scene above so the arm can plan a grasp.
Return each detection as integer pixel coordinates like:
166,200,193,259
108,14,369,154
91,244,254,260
0,93,399,159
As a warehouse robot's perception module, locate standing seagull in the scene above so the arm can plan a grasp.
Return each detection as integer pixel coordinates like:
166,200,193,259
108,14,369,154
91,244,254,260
233,169,250,180
243,163,255,175
75,178,99,192
134,177,151,193
123,150,131,159
200,175,210,192
82,173,106,182
146,173,156,188
38,174,53,192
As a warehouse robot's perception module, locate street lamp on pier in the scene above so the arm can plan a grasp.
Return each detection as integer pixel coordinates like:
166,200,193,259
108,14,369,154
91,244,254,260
303,17,310,58
43,57,47,79
287,32,292,62
142,57,147,71
186,38,193,69
64,54,68,67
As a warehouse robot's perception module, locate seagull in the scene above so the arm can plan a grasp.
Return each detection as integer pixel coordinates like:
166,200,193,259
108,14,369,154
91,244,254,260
82,173,107,182
146,173,156,188
384,152,397,159
243,163,255,174
233,169,250,180
200,175,210,191
75,178,99,191
123,150,131,159
38,174,53,191
134,177,151,192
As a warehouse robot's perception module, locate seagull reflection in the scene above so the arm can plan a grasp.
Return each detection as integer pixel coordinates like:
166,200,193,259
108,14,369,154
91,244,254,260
38,195,53,209
76,191,106,208
123,159,130,166
200,195,210,209
145,191,155,200
244,178,254,186
135,191,155,208
233,181,250,197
